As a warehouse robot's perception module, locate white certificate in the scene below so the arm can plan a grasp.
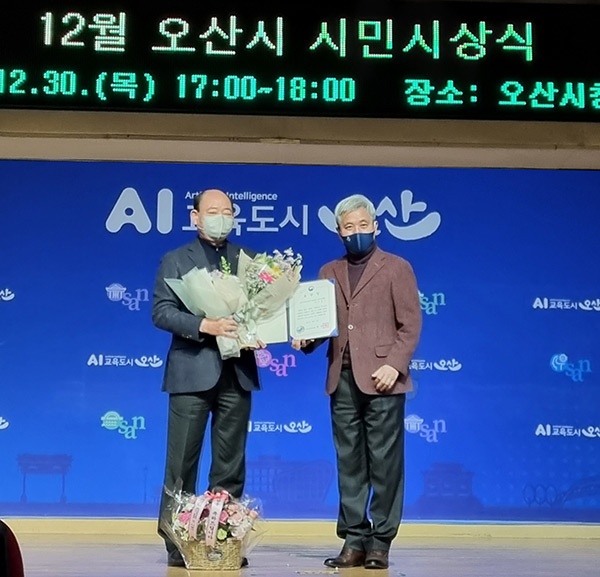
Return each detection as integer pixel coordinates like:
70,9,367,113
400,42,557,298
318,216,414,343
289,279,338,340
256,305,289,345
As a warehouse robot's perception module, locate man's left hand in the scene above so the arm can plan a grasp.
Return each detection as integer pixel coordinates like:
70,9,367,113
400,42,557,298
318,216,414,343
371,364,399,392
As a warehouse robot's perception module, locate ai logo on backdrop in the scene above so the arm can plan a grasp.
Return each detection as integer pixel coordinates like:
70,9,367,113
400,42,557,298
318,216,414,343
0,288,15,302
105,187,442,240
535,423,600,438
87,354,163,367
105,187,173,234
533,297,600,311
106,283,149,311
0,416,9,430
404,414,447,443
254,349,297,377
550,353,592,382
100,410,146,439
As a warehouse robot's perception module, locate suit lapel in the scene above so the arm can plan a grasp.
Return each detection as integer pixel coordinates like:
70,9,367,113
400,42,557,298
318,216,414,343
186,238,208,270
332,259,351,305
226,242,241,275
352,250,386,299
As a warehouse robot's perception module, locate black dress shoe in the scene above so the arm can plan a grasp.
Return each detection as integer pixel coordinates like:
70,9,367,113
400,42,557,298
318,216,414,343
324,546,365,568
240,556,249,568
364,549,389,569
167,550,185,567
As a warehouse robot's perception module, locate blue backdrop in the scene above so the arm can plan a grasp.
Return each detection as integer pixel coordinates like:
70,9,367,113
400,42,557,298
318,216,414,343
1,160,599,521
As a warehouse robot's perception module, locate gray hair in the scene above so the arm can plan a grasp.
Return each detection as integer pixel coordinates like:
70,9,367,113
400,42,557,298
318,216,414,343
334,194,376,227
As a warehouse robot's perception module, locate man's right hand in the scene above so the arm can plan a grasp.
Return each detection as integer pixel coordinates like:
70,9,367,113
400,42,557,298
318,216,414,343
200,316,239,338
291,339,313,350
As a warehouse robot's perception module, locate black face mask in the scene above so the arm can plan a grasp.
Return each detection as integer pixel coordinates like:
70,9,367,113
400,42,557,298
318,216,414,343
342,231,376,256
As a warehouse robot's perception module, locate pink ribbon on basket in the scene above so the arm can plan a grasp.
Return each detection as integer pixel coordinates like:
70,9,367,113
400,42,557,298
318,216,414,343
187,492,211,540
204,490,229,547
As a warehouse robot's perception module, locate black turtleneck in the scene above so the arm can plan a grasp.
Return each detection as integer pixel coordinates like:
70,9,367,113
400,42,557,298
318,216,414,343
347,241,377,294
198,235,228,272
342,242,377,368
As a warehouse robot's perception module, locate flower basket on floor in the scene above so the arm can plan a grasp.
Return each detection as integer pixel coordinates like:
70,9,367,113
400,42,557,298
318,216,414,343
179,537,242,570
160,483,262,571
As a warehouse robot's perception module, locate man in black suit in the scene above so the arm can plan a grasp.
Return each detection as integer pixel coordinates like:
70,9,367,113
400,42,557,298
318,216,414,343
152,189,260,567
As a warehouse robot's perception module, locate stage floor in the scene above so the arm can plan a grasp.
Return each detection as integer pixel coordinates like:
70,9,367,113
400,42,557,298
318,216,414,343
16,532,600,577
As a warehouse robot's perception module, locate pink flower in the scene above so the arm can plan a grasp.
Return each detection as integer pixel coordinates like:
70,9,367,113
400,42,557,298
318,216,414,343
259,271,274,283
220,510,229,523
178,511,191,524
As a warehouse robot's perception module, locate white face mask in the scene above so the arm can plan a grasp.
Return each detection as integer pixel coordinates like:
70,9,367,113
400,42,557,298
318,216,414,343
200,214,234,242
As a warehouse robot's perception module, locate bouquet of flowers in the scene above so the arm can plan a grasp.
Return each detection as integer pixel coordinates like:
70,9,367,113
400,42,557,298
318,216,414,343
160,485,262,569
165,248,302,359
234,248,302,346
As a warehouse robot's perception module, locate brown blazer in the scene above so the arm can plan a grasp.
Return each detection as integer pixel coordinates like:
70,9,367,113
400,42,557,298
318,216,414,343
319,247,422,395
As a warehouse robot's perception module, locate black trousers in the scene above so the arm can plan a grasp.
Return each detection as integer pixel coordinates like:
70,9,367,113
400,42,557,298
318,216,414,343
330,368,406,552
158,364,251,552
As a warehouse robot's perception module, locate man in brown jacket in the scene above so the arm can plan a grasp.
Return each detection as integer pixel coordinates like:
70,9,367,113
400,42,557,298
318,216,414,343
293,194,422,570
